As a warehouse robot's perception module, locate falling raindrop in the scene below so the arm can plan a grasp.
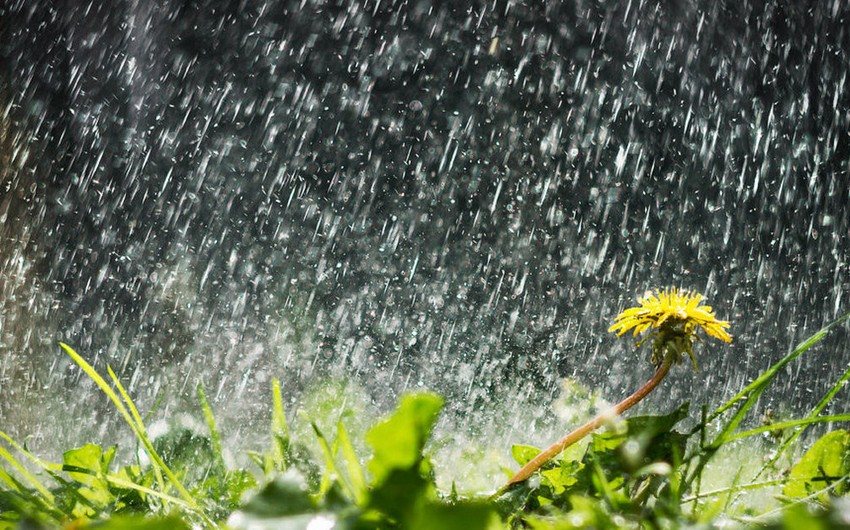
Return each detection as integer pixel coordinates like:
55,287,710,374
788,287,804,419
1,0,848,491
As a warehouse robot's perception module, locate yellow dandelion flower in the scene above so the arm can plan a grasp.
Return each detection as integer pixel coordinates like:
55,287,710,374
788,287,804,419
501,287,732,491
609,288,732,369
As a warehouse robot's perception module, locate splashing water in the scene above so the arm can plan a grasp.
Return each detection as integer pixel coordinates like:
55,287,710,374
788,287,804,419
1,1,848,488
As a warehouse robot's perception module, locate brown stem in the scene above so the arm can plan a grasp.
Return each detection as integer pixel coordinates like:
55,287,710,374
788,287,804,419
495,356,674,496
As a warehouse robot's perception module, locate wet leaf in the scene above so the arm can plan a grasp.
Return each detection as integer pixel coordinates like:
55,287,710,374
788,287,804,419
409,500,500,530
151,428,216,486
75,514,191,529
237,475,315,518
784,430,850,500
511,445,541,467
540,460,582,495
63,444,115,509
368,466,434,525
365,392,443,486
63,444,115,485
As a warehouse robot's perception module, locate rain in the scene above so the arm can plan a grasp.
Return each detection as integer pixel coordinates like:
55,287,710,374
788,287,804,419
1,0,848,489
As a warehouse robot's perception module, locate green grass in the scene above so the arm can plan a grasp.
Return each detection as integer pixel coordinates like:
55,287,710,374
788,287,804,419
1,311,849,529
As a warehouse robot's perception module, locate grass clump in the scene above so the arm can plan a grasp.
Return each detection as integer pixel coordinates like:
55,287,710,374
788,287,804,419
0,295,849,529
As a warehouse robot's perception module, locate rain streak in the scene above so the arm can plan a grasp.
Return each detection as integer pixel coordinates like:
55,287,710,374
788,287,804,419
1,0,848,474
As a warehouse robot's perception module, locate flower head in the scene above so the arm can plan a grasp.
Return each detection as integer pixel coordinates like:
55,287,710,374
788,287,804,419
609,288,732,369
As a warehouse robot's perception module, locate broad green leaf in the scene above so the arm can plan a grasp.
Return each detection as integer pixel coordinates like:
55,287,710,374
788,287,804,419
366,392,443,485
73,514,191,529
363,393,444,525
409,500,500,530
63,444,114,485
784,430,850,500
617,401,690,439
152,428,216,486
367,466,430,524
780,503,831,530
511,445,541,467
223,470,259,506
540,460,581,495
550,402,690,510
237,475,315,518
523,494,617,529
194,468,258,521
588,401,689,472
63,444,115,508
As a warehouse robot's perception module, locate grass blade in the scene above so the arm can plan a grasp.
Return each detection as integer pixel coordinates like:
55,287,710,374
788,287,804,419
60,343,213,527
0,431,109,519
310,420,354,500
197,384,225,471
0,444,53,502
103,355,200,513
744,476,850,524
336,420,367,505
681,479,786,504
758,362,850,476
706,311,849,426
105,474,193,509
270,378,290,473
726,414,850,443
703,311,850,444
60,343,142,445
0,431,61,476
105,364,166,493
0,462,22,492
684,312,850,492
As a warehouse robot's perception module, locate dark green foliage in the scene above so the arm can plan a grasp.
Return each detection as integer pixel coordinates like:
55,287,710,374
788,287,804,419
499,403,689,528
228,392,497,530
2,311,850,528
238,476,316,518
71,515,191,529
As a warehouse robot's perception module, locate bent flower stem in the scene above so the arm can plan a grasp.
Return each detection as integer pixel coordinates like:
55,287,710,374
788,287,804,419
499,287,732,494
